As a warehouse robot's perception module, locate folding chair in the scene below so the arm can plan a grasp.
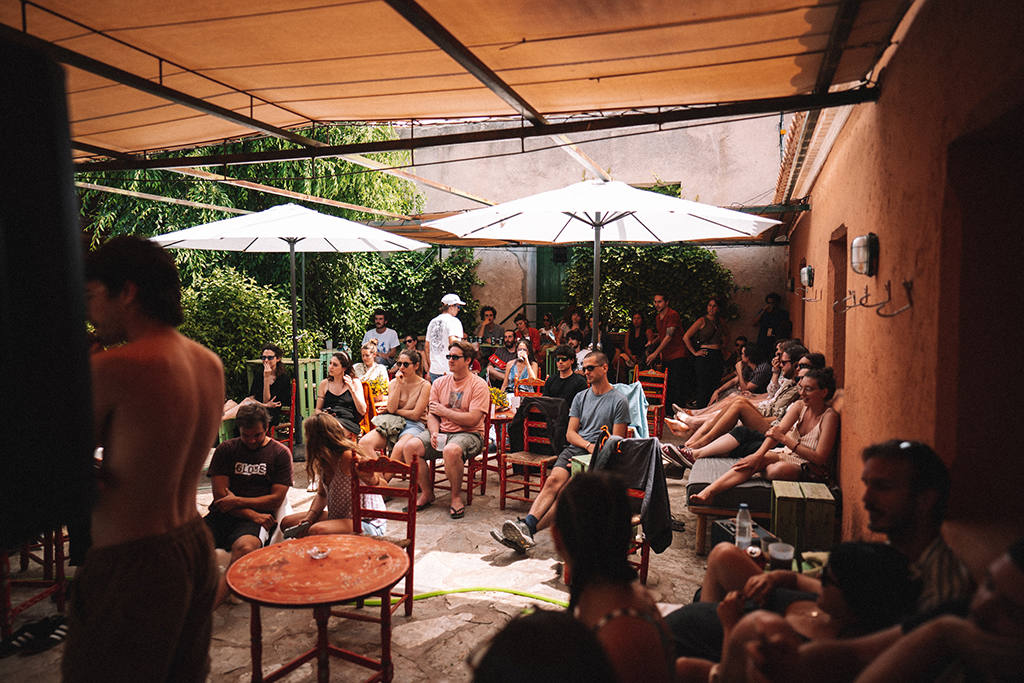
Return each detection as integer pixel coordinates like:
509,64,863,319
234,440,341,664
344,456,419,616
270,380,297,450
634,368,667,439
500,405,558,510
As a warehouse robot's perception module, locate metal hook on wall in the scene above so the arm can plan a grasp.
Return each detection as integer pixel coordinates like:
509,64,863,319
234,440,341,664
796,287,821,302
877,280,914,317
859,284,891,310
833,289,858,313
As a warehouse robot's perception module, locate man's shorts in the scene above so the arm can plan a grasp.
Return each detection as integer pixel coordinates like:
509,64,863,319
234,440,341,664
728,424,767,457
415,430,485,461
554,445,588,470
62,517,217,683
203,509,265,550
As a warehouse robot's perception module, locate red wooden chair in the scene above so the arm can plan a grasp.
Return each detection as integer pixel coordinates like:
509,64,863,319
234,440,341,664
270,380,297,450
513,377,545,397
343,455,419,616
2,527,66,638
499,405,558,510
634,368,667,439
429,398,494,505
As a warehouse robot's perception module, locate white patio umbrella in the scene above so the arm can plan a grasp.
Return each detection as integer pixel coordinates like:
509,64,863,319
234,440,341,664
153,203,429,443
426,180,779,347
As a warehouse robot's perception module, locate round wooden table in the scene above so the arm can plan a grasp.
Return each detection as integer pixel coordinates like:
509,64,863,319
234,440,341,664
227,535,410,683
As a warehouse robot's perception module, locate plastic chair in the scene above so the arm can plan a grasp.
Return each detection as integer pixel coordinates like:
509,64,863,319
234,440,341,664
513,377,545,397
342,456,419,617
499,404,558,510
270,380,297,450
429,400,493,505
633,368,667,439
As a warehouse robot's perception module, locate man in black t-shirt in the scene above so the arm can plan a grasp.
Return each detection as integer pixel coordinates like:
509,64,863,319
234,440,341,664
543,344,588,403
204,404,293,607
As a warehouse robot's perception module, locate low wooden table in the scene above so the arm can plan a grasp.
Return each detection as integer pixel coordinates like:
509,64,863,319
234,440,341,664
226,535,410,683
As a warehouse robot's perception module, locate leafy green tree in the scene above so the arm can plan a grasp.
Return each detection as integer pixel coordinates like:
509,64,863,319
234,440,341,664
564,244,737,331
180,266,325,399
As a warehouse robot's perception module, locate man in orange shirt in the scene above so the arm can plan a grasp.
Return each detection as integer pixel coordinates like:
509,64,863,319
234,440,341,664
647,292,690,410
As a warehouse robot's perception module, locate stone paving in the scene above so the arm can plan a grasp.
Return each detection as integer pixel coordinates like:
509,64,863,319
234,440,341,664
3,434,706,682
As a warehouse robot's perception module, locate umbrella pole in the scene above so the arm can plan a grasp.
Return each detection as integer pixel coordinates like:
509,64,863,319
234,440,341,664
288,240,303,447
591,222,601,350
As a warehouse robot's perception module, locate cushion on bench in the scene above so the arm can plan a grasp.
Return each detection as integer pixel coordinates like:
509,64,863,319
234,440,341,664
686,457,773,514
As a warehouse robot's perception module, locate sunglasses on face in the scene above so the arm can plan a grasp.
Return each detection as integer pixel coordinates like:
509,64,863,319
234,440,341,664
446,354,464,360
261,355,276,361
797,363,812,369
555,356,572,362
394,361,413,368
581,364,599,372
405,339,416,344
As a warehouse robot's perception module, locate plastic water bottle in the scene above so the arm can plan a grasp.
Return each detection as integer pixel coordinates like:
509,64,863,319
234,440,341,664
735,503,752,550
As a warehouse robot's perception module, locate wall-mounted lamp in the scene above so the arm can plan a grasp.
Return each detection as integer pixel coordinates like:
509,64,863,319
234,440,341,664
800,265,815,288
851,232,879,276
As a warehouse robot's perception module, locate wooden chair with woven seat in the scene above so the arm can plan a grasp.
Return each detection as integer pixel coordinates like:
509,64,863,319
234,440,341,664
2,527,67,638
499,404,558,510
429,397,493,505
339,455,419,617
513,377,545,397
633,367,667,439
269,380,297,450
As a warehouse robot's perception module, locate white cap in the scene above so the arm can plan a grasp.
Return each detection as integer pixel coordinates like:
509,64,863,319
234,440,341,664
441,293,466,306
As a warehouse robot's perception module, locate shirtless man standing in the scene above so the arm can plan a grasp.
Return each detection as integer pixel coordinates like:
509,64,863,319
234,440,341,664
63,236,225,683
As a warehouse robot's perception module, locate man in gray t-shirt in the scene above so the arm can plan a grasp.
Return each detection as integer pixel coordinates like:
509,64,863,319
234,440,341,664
496,351,630,553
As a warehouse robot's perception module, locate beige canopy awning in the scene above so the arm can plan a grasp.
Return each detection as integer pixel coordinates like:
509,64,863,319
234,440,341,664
0,0,911,165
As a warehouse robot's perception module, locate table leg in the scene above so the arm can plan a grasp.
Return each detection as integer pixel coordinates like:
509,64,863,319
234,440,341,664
314,604,330,683
250,602,263,683
379,588,394,683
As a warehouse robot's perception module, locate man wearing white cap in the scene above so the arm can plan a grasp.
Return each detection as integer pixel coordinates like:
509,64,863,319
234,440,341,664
425,293,466,382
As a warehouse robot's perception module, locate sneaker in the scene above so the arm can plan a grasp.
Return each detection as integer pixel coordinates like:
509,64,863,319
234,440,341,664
502,519,535,551
663,443,696,467
490,529,525,554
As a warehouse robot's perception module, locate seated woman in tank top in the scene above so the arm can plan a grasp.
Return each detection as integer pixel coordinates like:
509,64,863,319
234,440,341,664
688,368,839,506
315,351,367,426
358,348,430,468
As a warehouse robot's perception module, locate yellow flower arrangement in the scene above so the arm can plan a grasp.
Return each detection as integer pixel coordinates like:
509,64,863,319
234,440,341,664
366,374,389,398
488,386,510,410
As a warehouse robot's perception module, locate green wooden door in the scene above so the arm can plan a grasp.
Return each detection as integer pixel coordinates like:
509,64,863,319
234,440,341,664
535,246,569,322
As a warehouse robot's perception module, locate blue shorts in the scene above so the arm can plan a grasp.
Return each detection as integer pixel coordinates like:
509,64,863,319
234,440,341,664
399,420,427,438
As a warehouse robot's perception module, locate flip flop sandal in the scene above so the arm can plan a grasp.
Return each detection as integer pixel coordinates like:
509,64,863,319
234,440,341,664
21,616,67,655
401,501,433,513
449,506,465,519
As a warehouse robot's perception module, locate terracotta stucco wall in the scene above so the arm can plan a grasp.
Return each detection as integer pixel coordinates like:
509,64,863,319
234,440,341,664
786,0,1024,567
